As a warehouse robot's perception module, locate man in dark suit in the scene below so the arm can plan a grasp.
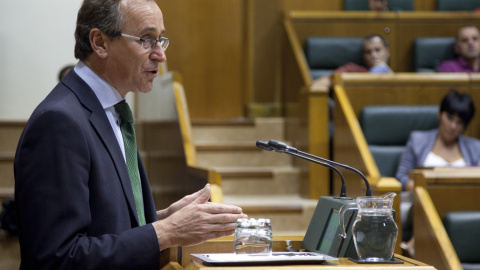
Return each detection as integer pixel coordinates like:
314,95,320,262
14,0,246,269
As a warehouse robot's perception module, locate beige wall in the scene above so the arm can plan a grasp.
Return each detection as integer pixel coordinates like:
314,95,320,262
0,1,83,121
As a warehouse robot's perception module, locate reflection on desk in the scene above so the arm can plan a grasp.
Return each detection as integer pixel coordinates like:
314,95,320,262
160,236,437,270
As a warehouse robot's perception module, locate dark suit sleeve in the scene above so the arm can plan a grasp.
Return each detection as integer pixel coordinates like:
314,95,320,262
15,107,160,270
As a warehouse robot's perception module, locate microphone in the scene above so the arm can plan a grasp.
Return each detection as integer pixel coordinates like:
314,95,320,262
266,140,371,197
255,140,275,151
256,140,347,198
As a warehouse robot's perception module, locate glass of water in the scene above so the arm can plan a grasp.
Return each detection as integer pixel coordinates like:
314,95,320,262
234,218,272,255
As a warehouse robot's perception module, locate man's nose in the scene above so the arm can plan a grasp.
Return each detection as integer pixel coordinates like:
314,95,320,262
450,120,461,129
151,43,167,62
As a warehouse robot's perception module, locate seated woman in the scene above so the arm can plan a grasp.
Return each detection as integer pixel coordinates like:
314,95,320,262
396,89,480,257
395,89,480,191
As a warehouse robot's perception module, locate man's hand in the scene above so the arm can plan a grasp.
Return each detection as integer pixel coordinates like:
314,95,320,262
368,57,388,68
156,184,211,220
152,184,247,250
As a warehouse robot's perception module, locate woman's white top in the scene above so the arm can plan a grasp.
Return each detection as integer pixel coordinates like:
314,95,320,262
423,151,466,167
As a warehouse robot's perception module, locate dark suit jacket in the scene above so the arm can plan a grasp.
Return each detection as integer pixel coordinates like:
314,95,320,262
14,70,160,270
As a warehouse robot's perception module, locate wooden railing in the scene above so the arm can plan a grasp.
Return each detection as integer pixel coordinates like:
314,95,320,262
136,71,224,207
411,167,480,270
172,80,223,203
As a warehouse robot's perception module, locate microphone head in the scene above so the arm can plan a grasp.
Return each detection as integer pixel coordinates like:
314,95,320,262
267,140,286,152
256,140,274,151
267,140,297,153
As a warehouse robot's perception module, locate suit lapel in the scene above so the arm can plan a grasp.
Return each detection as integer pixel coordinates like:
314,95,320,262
63,71,140,226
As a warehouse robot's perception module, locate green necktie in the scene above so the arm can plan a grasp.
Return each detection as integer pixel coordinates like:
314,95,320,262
114,100,146,226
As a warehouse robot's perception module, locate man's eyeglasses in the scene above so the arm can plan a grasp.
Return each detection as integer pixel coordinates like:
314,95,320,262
118,33,169,51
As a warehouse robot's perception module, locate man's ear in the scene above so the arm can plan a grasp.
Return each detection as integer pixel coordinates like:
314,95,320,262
89,28,109,59
454,43,460,55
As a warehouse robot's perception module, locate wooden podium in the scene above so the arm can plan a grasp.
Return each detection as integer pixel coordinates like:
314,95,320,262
411,167,480,270
160,236,436,270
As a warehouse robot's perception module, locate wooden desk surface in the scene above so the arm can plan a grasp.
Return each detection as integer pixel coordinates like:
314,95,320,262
183,254,436,270
161,237,436,270
419,167,480,182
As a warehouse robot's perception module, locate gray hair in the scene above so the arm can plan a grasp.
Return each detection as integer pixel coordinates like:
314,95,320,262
74,0,125,60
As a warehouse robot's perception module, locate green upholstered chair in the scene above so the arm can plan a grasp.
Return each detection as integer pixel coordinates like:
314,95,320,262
360,105,439,242
413,37,456,72
437,0,480,11
304,37,363,80
359,105,439,178
344,0,414,11
443,211,480,270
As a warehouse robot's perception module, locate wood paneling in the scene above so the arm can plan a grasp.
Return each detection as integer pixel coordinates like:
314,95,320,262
283,0,343,11
155,1,473,119
416,0,437,10
156,0,246,119
247,0,283,103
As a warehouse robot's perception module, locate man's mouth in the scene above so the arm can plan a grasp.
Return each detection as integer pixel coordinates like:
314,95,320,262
146,70,158,76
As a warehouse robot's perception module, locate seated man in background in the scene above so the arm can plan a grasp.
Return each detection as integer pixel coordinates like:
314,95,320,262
312,34,392,90
368,0,389,11
438,25,480,72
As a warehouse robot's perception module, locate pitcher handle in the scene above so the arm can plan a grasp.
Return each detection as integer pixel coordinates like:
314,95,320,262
338,202,358,239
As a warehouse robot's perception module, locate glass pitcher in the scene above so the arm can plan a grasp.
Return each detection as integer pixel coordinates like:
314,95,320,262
339,193,398,262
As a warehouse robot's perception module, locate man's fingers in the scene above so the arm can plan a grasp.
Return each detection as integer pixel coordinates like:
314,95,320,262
207,213,246,226
202,202,244,215
192,184,211,205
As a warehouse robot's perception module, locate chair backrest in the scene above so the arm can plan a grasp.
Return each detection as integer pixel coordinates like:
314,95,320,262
360,105,439,177
443,211,480,269
437,0,480,11
344,0,414,11
304,37,363,79
413,37,456,72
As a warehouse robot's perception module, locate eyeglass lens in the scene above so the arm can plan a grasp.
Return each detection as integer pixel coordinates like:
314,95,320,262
143,38,169,51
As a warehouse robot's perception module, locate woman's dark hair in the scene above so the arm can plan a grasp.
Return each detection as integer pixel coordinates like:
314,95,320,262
440,89,476,128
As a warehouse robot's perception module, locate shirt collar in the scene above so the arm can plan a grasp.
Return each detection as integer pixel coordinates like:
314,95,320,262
74,61,124,109
457,57,477,71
